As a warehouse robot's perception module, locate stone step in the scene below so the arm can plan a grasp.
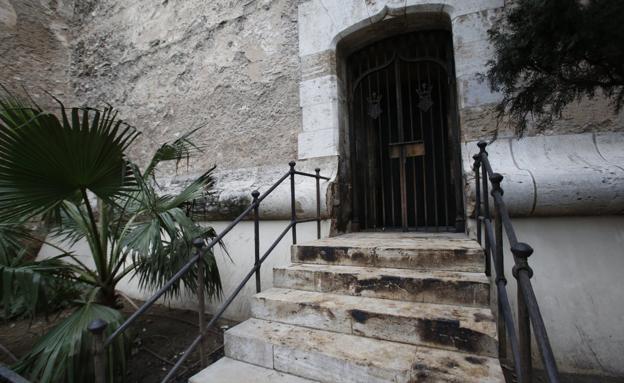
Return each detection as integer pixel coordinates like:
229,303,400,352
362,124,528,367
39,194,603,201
273,263,490,307
292,232,484,272
225,318,504,383
189,357,318,383
251,288,497,357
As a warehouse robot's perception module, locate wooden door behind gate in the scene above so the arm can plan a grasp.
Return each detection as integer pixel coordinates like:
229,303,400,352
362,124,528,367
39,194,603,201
348,30,461,232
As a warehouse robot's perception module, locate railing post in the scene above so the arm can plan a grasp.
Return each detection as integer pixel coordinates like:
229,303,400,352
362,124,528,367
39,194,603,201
193,238,207,368
88,319,108,383
252,190,261,293
512,242,535,383
478,141,490,276
472,153,482,244
289,161,297,245
490,173,507,360
315,168,321,240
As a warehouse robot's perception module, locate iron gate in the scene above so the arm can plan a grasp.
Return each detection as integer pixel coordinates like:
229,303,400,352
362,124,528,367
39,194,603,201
348,30,462,232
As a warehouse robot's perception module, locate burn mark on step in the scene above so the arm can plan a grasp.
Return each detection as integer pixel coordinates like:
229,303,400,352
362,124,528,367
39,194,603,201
353,276,446,297
418,318,484,354
331,273,488,306
297,302,336,319
410,363,431,381
465,356,486,365
354,275,405,292
296,246,323,261
349,309,371,323
296,246,345,263
296,247,372,265
473,312,493,323
350,251,366,261
320,248,338,262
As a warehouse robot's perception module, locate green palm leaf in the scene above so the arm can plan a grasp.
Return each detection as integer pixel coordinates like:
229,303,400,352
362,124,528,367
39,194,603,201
143,127,205,178
0,254,78,319
0,95,140,221
0,222,80,318
13,303,128,383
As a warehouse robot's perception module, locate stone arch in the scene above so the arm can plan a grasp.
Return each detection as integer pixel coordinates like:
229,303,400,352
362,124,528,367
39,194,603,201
297,0,503,160
297,0,503,231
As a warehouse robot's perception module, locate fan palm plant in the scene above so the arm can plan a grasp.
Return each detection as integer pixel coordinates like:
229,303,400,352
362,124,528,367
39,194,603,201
0,91,223,382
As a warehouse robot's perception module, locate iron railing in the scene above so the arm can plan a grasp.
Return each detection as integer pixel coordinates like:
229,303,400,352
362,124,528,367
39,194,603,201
0,365,29,383
473,141,560,383
88,161,329,383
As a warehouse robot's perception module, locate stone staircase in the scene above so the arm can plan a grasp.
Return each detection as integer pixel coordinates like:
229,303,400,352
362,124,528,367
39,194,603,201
190,233,504,382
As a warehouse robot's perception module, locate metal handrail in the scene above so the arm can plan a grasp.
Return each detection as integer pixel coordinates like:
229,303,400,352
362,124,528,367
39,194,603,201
88,161,330,383
473,141,560,383
0,364,30,383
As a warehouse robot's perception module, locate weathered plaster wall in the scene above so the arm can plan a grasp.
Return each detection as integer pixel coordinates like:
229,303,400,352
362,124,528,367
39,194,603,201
70,0,302,174
0,0,73,105
471,216,624,379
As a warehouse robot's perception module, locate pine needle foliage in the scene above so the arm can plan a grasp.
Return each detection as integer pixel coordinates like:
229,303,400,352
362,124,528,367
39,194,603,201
486,0,624,134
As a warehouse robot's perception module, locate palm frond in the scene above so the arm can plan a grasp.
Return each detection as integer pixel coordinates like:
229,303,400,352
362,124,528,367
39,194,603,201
0,254,79,319
13,303,128,383
0,222,30,265
131,224,223,300
158,167,216,212
143,127,204,178
0,222,81,318
0,94,140,222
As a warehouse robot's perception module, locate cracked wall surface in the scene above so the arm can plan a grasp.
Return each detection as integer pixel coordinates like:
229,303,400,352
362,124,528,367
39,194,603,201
69,0,302,174
0,0,73,106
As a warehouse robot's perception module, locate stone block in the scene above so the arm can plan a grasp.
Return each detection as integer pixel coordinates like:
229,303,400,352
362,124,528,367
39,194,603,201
226,318,504,383
301,101,339,133
299,75,339,107
252,288,498,356
273,264,490,307
225,324,275,369
189,357,317,383
298,128,339,159
292,232,485,272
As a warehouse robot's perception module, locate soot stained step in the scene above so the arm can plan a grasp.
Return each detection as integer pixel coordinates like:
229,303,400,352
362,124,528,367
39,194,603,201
292,233,484,272
225,318,504,383
273,263,490,307
251,288,497,357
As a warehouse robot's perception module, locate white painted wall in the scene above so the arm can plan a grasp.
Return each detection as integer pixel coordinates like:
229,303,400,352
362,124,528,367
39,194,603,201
38,220,331,322
469,216,624,378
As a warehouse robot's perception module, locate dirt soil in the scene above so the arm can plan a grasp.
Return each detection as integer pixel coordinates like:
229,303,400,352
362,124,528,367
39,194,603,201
0,302,236,382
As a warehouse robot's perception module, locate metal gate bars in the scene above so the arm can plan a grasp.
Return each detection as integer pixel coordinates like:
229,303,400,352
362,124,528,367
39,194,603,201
348,30,462,232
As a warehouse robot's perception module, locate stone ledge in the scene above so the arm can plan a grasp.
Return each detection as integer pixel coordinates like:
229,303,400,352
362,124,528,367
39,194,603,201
462,132,624,216
159,156,338,220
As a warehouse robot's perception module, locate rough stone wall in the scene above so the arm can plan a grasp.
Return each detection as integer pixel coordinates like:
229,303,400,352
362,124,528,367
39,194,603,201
70,0,301,175
0,0,73,106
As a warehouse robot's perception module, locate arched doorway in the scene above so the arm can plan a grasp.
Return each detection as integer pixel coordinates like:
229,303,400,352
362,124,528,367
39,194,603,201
348,30,463,232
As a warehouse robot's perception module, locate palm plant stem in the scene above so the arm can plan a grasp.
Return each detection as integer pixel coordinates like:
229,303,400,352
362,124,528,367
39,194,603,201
80,188,104,273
